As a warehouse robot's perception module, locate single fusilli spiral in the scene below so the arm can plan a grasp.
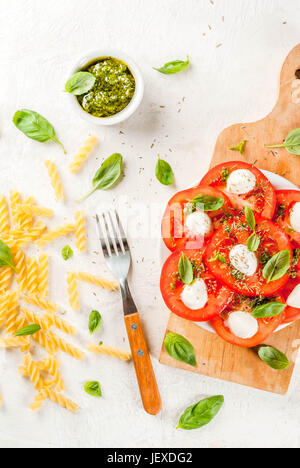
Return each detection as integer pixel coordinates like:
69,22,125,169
45,160,65,201
37,223,75,248
32,330,58,355
18,196,35,230
69,135,98,173
88,343,131,362
0,195,10,233
21,353,43,390
45,312,76,336
74,210,86,252
0,266,13,294
0,337,29,348
37,356,65,392
26,257,38,295
76,272,118,291
49,332,85,360
20,306,52,331
16,204,53,219
39,388,79,413
0,292,11,327
29,392,46,411
67,272,80,310
13,249,27,292
9,190,22,226
38,253,49,297
22,294,58,313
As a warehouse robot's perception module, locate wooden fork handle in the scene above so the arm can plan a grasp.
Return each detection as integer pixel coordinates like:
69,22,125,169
124,313,162,415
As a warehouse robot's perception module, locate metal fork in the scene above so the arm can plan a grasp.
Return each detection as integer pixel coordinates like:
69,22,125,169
96,210,162,415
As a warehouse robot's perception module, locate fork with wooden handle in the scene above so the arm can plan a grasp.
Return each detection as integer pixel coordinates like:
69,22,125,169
96,211,162,415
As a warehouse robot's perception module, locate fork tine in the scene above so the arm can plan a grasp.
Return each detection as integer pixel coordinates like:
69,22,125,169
96,214,112,257
115,210,129,252
107,211,125,255
103,211,120,257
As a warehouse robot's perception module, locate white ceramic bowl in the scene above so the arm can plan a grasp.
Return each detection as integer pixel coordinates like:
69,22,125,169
68,49,144,126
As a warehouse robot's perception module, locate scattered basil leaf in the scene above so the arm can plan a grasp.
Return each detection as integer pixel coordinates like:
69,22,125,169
164,332,197,367
155,157,174,186
208,253,226,263
252,301,286,318
292,248,300,267
89,310,102,334
221,167,230,182
84,381,102,397
61,245,73,261
0,240,18,273
245,206,255,231
153,56,189,75
15,324,41,336
13,109,66,154
192,194,224,212
247,232,260,252
258,346,290,370
230,140,246,154
178,253,194,285
177,395,224,430
263,250,291,283
65,72,96,95
78,153,123,202
265,129,300,156
98,341,103,346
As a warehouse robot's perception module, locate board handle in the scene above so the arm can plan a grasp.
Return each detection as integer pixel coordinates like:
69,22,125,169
280,44,300,88
124,313,162,415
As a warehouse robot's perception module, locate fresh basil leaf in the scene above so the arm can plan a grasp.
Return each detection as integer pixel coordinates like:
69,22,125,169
84,381,102,397
230,140,246,154
164,332,196,367
0,240,18,273
177,395,224,430
61,245,73,261
258,346,290,370
178,253,194,285
89,310,102,334
78,153,123,201
154,56,189,75
263,250,291,283
208,253,226,263
244,206,255,231
13,109,66,153
192,194,224,212
155,157,174,186
265,128,300,156
65,72,96,95
252,301,286,318
247,232,260,252
15,324,41,336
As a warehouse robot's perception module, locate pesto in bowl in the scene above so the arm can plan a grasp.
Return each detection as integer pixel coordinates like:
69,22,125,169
77,57,136,118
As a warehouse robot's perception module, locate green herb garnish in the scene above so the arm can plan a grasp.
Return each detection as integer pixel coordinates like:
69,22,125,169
265,129,300,155
257,346,290,370
208,253,226,263
0,240,18,273
259,252,271,266
262,250,291,282
13,109,66,154
61,245,73,261
154,56,190,74
230,140,246,154
84,381,102,397
252,301,286,318
15,324,41,336
155,156,174,186
164,333,196,367
65,72,96,95
191,194,224,212
178,253,194,285
221,167,230,182
89,310,102,334
177,395,224,430
244,207,260,252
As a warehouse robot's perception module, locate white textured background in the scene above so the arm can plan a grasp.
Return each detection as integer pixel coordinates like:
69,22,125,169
0,0,300,449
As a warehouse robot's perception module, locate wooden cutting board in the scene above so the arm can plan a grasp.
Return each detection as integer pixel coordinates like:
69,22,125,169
159,44,300,395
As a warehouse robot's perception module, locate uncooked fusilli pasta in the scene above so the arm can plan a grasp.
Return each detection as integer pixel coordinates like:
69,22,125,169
36,223,75,248
26,257,38,295
0,195,10,233
21,353,43,390
45,160,65,201
16,204,53,219
67,272,80,310
88,343,131,362
74,210,86,252
38,253,49,297
69,135,98,173
35,388,79,413
22,294,58,313
76,272,118,291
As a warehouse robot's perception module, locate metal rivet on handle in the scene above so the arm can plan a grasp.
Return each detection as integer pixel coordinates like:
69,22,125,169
137,350,144,357
131,324,138,330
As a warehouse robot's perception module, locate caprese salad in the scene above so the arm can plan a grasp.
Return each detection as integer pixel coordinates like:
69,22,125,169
160,161,300,348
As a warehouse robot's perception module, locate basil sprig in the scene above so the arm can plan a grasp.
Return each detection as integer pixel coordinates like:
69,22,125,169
89,310,102,334
263,250,291,282
0,240,18,273
258,346,290,370
154,56,189,75
230,140,246,155
208,252,226,263
65,72,96,95
177,395,224,430
61,245,73,261
252,301,286,318
244,206,260,252
178,253,194,285
78,153,123,202
191,194,224,212
265,129,300,156
15,324,41,336
155,157,174,186
13,109,66,154
84,381,102,397
164,332,197,367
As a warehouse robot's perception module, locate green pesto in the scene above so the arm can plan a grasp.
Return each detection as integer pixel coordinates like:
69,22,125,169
77,57,135,118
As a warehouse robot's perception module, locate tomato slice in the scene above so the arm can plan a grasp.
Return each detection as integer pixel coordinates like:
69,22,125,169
161,186,232,252
204,217,292,296
160,248,233,322
199,161,276,219
274,190,300,246
211,293,285,347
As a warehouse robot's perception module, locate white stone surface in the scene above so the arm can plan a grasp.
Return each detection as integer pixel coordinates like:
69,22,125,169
0,0,300,449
